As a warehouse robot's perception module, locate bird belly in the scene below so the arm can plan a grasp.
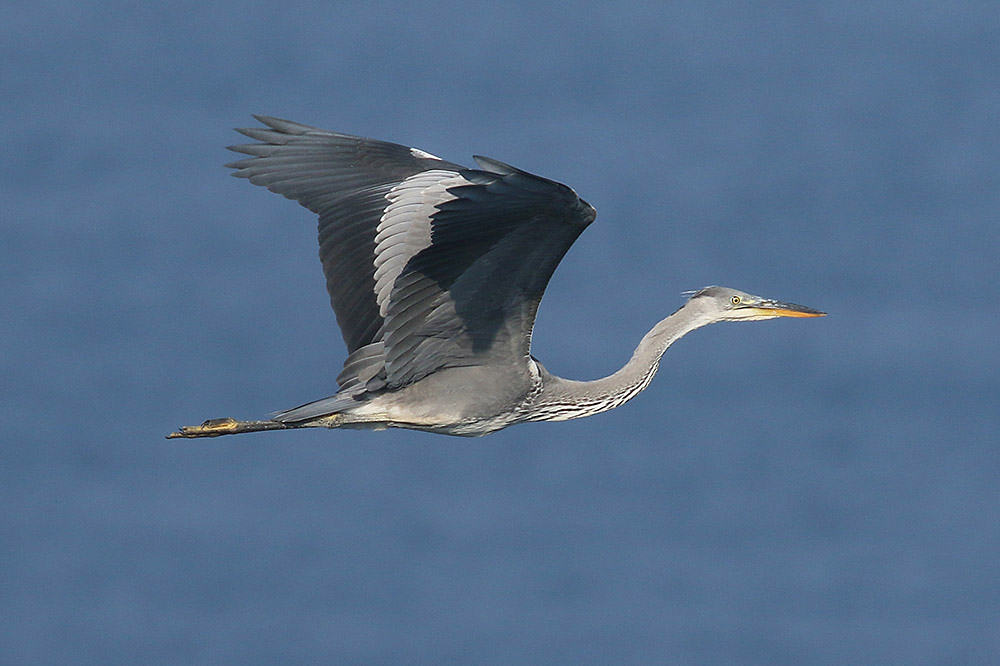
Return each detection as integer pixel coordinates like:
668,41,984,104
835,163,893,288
338,365,537,436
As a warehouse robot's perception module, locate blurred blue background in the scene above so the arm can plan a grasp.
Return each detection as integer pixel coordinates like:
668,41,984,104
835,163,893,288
3,1,998,664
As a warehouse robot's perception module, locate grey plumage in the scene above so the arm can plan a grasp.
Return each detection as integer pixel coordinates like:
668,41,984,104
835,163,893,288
168,117,824,439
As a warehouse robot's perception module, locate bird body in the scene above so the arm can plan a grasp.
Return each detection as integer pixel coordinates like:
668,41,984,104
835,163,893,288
168,117,823,439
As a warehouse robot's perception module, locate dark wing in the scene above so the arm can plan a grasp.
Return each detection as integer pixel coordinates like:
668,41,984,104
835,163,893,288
379,156,596,388
226,115,466,353
226,116,596,392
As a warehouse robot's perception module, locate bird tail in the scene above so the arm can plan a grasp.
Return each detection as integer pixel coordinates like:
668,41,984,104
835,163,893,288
271,394,358,423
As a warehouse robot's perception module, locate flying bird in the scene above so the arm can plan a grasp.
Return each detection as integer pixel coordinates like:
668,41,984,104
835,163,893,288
168,116,824,439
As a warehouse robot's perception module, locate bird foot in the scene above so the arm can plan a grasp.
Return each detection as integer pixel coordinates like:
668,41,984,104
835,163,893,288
166,417,288,439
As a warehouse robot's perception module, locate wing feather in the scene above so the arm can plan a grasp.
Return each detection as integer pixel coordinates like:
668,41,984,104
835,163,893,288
227,116,464,353
227,117,596,397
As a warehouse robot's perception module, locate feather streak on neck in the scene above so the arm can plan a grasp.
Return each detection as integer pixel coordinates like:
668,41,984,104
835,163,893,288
528,301,716,421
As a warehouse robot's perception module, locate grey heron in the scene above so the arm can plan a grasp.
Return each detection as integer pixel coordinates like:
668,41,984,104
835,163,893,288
168,116,824,439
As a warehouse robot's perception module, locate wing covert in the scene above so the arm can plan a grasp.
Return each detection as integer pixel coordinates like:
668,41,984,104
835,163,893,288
379,158,596,388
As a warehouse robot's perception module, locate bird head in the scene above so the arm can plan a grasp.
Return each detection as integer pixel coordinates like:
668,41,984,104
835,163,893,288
686,286,826,322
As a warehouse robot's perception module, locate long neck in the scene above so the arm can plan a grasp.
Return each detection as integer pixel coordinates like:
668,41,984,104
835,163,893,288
529,301,716,422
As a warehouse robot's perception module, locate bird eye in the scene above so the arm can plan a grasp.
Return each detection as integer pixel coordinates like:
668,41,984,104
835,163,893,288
731,295,741,305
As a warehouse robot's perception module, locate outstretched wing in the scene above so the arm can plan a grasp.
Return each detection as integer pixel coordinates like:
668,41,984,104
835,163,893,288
226,116,596,391
226,116,465,353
